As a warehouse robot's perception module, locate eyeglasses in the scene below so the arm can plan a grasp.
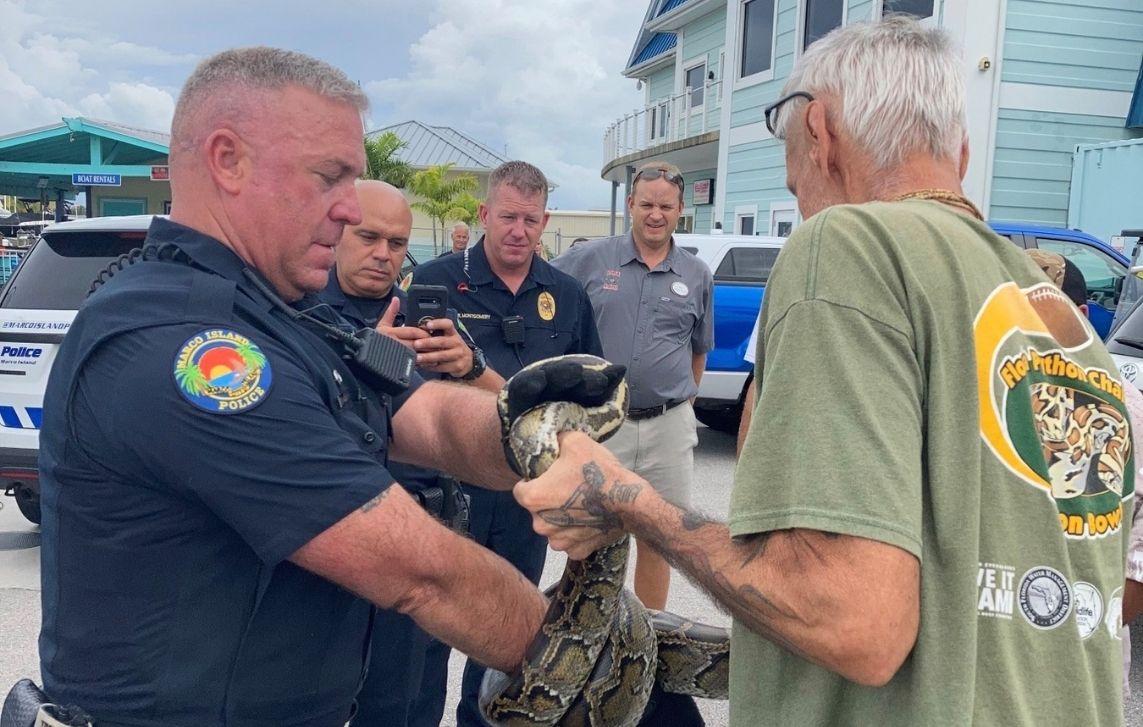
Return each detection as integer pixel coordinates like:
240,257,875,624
763,91,815,138
633,167,684,190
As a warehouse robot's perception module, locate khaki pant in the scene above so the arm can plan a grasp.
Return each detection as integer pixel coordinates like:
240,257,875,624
604,401,697,508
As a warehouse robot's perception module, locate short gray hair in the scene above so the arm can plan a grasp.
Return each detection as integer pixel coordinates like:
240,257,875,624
171,47,368,152
452,222,470,233
774,16,966,169
487,161,549,207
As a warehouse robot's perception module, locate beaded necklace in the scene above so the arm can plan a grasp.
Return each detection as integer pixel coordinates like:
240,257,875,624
892,188,984,221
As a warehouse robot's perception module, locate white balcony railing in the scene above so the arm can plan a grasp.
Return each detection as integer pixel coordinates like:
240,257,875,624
603,79,721,169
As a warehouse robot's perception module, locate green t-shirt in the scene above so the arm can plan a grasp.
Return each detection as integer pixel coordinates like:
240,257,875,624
731,200,1133,726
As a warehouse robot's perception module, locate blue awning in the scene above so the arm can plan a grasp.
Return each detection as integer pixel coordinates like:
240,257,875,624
657,0,688,17
631,32,677,67
1129,56,1143,129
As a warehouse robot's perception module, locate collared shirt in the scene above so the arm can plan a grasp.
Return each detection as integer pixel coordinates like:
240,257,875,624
317,267,403,330
406,238,603,377
552,232,713,409
39,218,421,725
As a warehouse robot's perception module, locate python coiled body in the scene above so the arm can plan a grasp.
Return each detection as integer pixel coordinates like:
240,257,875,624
481,355,730,726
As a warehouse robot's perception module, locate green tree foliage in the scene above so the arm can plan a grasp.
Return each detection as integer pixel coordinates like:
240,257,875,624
409,164,480,255
363,132,413,188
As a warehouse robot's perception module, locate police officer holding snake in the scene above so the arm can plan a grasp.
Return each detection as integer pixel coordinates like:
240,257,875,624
26,48,621,727
403,160,604,727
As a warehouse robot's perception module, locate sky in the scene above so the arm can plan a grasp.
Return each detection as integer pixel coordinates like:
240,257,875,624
0,0,648,209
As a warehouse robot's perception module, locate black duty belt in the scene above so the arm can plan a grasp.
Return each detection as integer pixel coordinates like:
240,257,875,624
627,399,686,421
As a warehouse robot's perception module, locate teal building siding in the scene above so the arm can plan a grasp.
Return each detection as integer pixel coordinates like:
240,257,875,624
990,109,1143,227
722,140,790,229
686,167,719,232
1002,0,1143,92
647,65,676,103
681,10,727,135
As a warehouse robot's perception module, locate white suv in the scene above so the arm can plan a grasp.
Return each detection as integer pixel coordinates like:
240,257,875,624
0,215,157,523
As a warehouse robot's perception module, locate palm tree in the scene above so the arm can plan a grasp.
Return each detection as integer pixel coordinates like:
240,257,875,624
409,164,480,255
235,340,267,372
363,132,414,188
175,362,209,397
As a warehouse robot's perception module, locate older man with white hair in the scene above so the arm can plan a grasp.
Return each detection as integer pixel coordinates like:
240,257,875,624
440,221,470,257
515,16,1133,726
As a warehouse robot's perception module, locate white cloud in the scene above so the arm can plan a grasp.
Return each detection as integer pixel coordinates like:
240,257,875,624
78,83,176,131
0,0,186,136
365,0,646,209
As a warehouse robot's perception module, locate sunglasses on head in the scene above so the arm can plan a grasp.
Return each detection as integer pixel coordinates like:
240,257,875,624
763,91,815,138
634,167,684,189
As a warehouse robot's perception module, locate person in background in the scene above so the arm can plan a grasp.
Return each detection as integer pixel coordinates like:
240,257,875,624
404,160,603,727
552,159,714,610
318,179,498,725
519,17,1133,726
440,221,470,257
1026,249,1143,699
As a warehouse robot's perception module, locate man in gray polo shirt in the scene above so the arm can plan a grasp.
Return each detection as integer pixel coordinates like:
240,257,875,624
552,160,713,609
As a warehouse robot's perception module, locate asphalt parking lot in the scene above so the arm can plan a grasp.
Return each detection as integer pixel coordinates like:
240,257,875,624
0,426,1139,725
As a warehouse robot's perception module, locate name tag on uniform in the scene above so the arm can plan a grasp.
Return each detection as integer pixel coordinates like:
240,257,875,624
672,281,689,296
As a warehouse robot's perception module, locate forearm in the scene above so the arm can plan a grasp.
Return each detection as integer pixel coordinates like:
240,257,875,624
556,466,918,686
473,367,506,394
691,353,706,392
391,381,517,489
1125,579,1143,625
736,379,755,458
405,517,546,671
294,486,544,672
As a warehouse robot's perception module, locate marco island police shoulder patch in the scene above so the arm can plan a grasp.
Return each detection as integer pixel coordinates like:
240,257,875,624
173,329,273,414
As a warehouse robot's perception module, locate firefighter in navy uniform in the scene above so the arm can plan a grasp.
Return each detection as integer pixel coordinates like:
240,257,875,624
404,161,603,727
28,49,594,727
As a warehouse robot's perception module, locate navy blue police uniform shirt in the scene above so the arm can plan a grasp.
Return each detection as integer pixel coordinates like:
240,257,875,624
38,218,422,727
317,272,439,493
407,239,603,376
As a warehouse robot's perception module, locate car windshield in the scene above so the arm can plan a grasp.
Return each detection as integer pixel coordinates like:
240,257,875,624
1,230,147,310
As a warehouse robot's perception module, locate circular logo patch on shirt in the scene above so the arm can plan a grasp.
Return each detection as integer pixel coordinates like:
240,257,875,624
1105,586,1124,639
671,281,689,297
1071,581,1103,640
173,329,273,414
1018,566,1072,629
538,291,556,321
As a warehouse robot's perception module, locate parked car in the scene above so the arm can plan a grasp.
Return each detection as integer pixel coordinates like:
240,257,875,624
990,222,1130,339
678,233,785,433
0,215,419,524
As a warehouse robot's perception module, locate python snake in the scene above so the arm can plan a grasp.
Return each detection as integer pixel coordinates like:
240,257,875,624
480,355,730,726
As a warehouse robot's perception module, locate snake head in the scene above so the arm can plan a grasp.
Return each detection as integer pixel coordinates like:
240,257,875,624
499,355,629,479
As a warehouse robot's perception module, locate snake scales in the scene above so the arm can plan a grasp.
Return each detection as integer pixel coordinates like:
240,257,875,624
480,355,730,727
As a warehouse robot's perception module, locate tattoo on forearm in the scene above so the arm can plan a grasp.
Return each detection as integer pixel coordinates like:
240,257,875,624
681,510,714,531
739,532,772,568
537,461,642,531
360,488,391,513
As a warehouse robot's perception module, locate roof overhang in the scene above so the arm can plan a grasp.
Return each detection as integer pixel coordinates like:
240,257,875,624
624,51,677,79
646,0,725,32
601,130,719,183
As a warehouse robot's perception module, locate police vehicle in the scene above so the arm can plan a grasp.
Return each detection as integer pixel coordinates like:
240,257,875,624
0,215,420,524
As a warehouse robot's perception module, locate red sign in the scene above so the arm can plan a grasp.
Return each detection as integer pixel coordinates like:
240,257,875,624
150,166,170,182
692,178,713,205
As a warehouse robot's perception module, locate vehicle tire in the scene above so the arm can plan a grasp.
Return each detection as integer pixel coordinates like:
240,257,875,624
13,484,40,525
694,402,743,434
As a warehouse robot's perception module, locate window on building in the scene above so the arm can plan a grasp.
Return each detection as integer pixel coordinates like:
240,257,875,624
714,247,781,283
769,201,798,237
737,214,755,236
740,0,777,79
677,214,695,234
882,0,935,20
803,0,845,51
685,63,706,108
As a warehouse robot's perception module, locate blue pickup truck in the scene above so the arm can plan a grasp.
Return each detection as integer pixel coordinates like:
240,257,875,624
690,223,1131,433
